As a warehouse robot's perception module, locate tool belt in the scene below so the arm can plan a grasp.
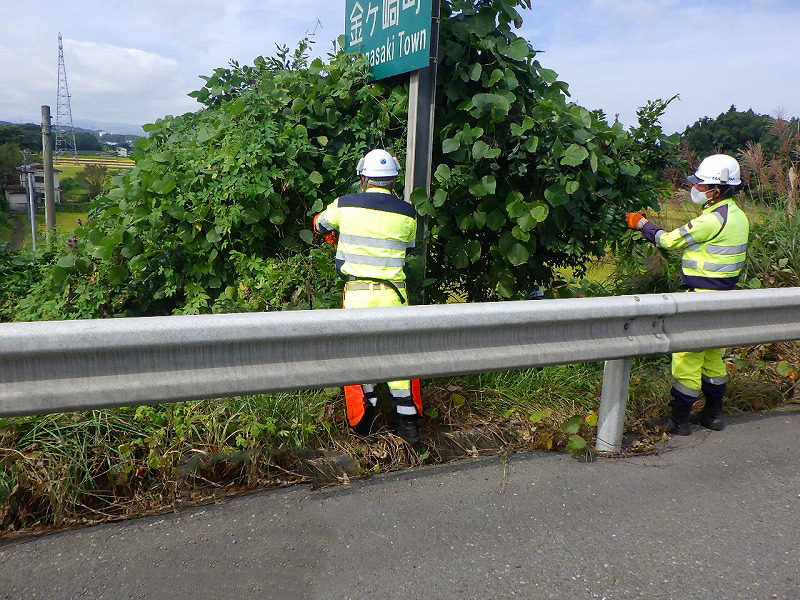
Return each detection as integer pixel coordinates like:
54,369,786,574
345,277,407,303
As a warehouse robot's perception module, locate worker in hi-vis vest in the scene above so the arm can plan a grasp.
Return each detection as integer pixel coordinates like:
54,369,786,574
625,154,750,435
313,149,423,443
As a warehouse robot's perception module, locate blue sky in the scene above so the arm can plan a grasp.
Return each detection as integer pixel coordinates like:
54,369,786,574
1,0,798,134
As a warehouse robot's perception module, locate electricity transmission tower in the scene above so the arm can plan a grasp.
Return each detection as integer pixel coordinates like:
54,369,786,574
55,33,78,164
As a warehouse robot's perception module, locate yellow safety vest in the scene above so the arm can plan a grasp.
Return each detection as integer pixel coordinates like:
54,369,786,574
649,198,749,290
314,187,417,282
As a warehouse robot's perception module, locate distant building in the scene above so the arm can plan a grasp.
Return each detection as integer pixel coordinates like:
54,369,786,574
4,164,61,212
4,185,28,212
116,147,129,157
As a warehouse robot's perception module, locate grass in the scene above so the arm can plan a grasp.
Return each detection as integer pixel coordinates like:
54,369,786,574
56,151,134,161
53,164,83,180
54,156,134,169
0,391,336,530
4,211,87,250
740,207,800,288
555,256,616,285
650,189,771,229
0,215,12,243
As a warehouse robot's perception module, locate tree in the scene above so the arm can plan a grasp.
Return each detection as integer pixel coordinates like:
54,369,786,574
682,106,774,158
0,143,22,188
74,132,102,152
75,164,111,199
683,106,799,204
0,124,40,152
101,133,137,145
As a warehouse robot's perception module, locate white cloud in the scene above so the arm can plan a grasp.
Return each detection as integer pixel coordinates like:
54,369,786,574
522,0,800,132
590,0,680,21
59,40,198,126
0,0,796,134
0,0,347,129
0,44,54,121
65,40,179,95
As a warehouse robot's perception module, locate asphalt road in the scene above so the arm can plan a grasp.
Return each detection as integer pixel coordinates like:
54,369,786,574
2,408,798,600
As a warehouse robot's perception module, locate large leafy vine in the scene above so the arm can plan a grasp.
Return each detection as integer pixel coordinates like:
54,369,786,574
1,0,677,320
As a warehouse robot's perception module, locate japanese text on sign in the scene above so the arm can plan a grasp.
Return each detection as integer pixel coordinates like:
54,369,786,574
345,0,432,80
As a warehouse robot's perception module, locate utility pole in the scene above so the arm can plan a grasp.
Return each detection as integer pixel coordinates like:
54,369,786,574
41,105,56,242
21,151,37,252
403,0,440,304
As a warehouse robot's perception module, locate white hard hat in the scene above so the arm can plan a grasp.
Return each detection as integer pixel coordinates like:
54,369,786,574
357,149,401,177
687,154,742,186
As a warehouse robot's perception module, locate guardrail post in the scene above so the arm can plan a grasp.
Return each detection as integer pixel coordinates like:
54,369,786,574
596,358,632,453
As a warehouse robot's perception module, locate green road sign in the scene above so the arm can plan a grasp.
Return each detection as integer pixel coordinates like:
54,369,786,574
345,0,433,80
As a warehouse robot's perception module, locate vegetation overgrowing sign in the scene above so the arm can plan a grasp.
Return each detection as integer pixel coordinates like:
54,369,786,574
345,0,433,80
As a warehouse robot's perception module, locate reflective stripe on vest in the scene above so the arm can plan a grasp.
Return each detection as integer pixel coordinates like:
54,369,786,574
706,244,748,255
678,225,696,246
338,233,410,252
335,252,407,267
682,259,746,272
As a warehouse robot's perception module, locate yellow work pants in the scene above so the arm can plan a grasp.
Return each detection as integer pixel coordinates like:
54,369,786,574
671,288,728,393
672,348,727,392
342,284,422,426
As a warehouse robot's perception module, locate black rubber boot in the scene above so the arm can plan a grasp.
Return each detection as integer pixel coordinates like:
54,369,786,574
352,402,378,440
646,401,693,436
690,396,725,431
646,415,693,436
395,415,420,444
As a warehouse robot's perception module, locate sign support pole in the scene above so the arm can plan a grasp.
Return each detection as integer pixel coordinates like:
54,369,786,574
404,0,440,305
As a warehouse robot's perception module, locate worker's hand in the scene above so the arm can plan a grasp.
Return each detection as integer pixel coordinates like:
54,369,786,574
625,213,648,230
324,231,339,248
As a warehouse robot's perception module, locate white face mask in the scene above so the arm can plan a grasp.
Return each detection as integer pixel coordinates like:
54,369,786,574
690,186,711,205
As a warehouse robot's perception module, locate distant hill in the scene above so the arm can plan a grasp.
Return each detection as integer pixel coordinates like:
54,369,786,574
0,121,98,136
73,119,145,137
0,121,140,152
0,119,143,138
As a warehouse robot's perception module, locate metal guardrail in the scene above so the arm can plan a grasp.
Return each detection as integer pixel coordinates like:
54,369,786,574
1,288,799,452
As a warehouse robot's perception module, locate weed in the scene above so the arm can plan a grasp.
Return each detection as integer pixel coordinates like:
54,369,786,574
740,209,800,289
0,391,333,532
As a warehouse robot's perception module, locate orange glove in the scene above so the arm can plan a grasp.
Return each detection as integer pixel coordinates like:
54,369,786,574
625,213,648,230
313,213,338,247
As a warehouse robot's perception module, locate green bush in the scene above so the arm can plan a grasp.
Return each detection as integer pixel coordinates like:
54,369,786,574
1,0,677,321
0,243,54,322
419,1,677,301
741,208,800,288
59,177,90,203
8,42,398,320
